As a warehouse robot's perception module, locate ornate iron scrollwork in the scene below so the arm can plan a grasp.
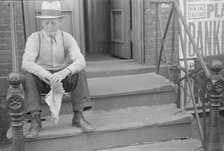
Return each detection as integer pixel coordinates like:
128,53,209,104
214,79,224,94
205,60,224,151
6,95,24,113
205,79,213,92
6,72,25,151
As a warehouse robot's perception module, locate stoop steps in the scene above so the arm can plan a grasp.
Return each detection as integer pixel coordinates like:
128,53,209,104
96,139,202,151
6,104,194,151
41,72,177,116
4,60,195,151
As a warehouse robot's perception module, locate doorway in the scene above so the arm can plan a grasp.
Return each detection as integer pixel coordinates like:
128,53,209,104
84,0,133,62
22,0,144,63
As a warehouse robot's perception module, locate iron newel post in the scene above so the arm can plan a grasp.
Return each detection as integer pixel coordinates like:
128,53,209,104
205,60,224,151
6,72,25,151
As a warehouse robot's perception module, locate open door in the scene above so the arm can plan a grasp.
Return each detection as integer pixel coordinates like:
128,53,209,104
23,0,86,55
110,0,131,59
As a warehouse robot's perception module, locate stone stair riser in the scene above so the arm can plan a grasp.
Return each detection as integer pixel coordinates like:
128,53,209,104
40,90,176,116
24,120,192,151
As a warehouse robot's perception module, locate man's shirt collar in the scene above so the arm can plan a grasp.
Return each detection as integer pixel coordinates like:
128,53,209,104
42,30,60,43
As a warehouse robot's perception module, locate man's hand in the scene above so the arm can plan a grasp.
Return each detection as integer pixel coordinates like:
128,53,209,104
39,72,52,85
50,69,70,88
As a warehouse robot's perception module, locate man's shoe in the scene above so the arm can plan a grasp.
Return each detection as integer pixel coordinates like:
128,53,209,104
72,111,94,132
26,113,42,138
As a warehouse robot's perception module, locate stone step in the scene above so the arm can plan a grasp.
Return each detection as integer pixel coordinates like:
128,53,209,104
85,60,165,78
97,139,202,151
41,73,176,116
7,104,193,151
0,61,167,102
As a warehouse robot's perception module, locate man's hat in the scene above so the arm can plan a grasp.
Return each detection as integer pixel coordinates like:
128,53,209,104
36,1,65,19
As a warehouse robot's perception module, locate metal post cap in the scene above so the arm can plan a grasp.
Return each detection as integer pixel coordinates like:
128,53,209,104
7,72,23,86
210,60,222,74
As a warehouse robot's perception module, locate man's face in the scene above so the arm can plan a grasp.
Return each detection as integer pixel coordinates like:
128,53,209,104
41,18,61,37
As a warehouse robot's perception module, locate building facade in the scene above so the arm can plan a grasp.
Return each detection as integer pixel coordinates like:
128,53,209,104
0,0,180,77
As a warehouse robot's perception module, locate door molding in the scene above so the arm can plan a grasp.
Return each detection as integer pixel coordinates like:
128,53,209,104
23,1,35,38
73,0,86,55
111,9,123,43
110,0,131,59
85,0,95,53
132,0,144,64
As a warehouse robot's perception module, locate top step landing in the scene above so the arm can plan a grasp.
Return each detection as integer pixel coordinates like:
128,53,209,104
86,60,157,78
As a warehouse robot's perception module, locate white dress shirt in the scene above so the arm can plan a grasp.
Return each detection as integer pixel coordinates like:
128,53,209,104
22,30,86,79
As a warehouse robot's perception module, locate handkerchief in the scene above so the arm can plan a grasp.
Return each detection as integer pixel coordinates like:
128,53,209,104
45,83,65,124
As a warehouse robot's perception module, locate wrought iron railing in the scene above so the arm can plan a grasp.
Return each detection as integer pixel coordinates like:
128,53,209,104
150,1,224,151
0,1,25,151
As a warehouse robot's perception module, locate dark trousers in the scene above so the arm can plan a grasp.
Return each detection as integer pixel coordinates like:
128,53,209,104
23,70,92,114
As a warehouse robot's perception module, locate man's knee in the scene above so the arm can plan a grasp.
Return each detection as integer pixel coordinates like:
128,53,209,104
23,72,35,80
70,69,87,80
22,72,41,90
78,69,87,78
78,69,86,75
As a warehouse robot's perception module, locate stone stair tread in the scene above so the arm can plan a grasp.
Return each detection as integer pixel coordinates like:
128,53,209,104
41,73,173,100
40,72,176,115
8,104,192,141
88,73,174,98
86,60,150,72
97,139,202,151
85,60,155,78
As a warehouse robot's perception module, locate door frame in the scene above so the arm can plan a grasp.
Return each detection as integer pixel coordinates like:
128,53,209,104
131,0,145,64
84,0,144,63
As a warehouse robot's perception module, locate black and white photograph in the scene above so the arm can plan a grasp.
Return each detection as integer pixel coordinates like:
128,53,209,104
1,0,224,150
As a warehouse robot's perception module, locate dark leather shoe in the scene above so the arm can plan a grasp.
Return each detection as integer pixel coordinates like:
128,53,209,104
26,113,42,138
72,111,94,132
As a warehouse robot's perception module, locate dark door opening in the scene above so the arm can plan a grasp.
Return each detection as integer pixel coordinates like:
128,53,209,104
84,0,132,62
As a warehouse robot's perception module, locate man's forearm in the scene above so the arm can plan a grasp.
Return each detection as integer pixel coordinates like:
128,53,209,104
22,61,52,80
66,57,86,74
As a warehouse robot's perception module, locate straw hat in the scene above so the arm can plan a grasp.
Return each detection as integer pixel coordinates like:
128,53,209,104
36,1,65,19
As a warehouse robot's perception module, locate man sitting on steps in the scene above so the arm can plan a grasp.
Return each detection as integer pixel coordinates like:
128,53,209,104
21,1,94,138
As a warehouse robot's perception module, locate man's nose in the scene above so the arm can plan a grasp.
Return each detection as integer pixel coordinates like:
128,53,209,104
48,22,54,27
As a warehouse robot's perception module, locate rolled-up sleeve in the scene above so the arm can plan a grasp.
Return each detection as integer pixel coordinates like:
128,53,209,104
21,33,51,78
64,33,86,74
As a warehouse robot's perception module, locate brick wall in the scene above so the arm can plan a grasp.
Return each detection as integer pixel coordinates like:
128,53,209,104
144,0,179,66
0,1,25,77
